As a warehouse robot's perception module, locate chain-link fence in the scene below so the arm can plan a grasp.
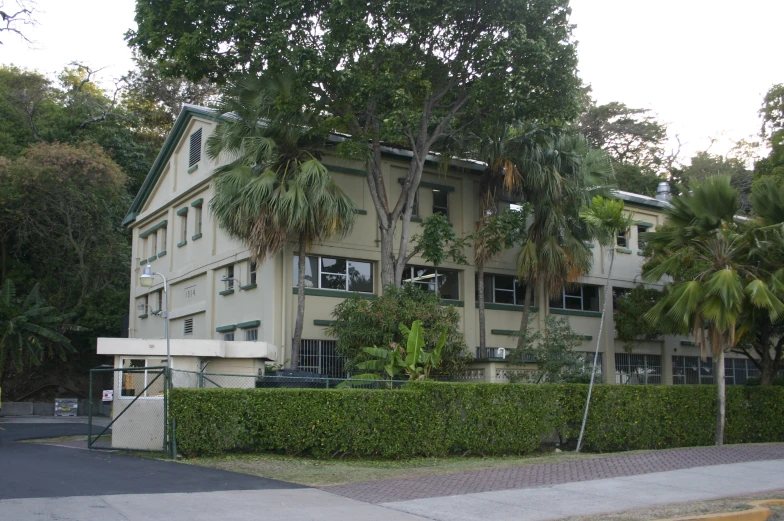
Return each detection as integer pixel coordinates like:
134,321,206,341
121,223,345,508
88,366,170,453
169,370,408,390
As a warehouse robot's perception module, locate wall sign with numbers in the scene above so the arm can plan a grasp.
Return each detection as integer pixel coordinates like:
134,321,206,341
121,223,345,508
184,285,197,300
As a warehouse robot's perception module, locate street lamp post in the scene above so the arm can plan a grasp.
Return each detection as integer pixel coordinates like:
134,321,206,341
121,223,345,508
140,264,170,369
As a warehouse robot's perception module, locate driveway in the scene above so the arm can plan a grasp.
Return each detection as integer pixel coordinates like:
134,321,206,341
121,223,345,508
0,419,303,500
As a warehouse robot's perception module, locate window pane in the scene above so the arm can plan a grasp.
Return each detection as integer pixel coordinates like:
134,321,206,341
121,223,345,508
406,266,437,293
321,257,346,274
514,282,531,306
565,296,582,310
321,273,346,290
582,286,600,311
348,261,373,293
549,292,564,309
480,274,494,302
494,275,514,290
432,189,448,216
292,256,319,288
437,270,459,300
494,288,515,304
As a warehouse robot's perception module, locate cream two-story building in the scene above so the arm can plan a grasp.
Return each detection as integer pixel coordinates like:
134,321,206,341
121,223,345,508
99,104,761,388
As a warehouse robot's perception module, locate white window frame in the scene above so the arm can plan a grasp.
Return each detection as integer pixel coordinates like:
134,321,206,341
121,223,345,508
223,332,235,341
118,358,170,400
245,328,258,342
487,274,529,306
195,206,203,235
249,260,257,285
403,265,460,300
226,265,235,290
637,225,650,249
550,285,600,312
293,255,375,294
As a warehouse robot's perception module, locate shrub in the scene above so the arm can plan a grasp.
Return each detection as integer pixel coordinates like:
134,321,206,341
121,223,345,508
170,383,784,457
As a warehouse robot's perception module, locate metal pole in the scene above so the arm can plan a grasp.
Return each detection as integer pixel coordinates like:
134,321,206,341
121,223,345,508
159,272,171,370
88,369,93,449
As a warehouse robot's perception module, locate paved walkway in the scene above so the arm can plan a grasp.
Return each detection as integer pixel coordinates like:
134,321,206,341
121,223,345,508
322,443,784,504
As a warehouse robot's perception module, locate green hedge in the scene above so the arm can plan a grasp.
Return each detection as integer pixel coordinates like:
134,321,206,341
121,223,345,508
169,383,784,457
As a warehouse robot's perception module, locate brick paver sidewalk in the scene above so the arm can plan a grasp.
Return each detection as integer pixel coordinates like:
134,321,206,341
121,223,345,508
321,444,784,504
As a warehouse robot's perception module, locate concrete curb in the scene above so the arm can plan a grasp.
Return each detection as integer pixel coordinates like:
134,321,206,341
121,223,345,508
656,500,784,521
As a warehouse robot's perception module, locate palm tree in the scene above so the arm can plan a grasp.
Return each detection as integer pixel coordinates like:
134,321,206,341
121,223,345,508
0,280,74,388
207,74,357,369
515,134,614,345
644,176,784,445
575,196,636,452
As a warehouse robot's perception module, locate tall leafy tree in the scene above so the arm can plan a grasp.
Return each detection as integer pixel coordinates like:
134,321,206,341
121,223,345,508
0,280,75,388
576,196,636,452
129,0,582,289
643,176,784,444
207,75,356,369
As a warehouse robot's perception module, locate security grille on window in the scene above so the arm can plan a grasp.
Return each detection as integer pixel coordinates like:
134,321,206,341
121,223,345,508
479,274,532,306
292,256,374,293
432,189,448,217
249,260,257,285
724,357,760,386
245,328,258,342
184,317,193,335
403,265,459,300
673,355,714,385
615,353,661,384
550,285,600,312
223,332,235,341
300,339,348,378
189,128,202,167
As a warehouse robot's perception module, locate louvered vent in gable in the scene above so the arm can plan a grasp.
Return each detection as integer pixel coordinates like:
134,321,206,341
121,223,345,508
189,128,202,167
184,317,194,335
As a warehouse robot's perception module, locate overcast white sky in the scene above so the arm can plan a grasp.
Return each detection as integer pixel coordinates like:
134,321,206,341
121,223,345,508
3,0,783,164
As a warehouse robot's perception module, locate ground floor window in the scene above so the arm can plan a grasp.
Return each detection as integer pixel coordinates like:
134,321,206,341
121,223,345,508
300,339,348,378
724,357,760,386
615,353,661,384
403,265,460,300
673,355,714,385
119,358,168,398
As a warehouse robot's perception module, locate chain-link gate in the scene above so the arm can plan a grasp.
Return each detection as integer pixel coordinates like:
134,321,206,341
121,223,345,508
88,365,172,454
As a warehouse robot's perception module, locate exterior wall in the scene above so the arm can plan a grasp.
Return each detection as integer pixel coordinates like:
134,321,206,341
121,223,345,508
124,107,699,386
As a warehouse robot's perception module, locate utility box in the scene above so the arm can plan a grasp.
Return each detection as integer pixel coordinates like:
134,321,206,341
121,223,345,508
54,398,78,417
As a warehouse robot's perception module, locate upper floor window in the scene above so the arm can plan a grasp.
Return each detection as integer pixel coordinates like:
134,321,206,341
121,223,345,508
226,265,235,290
189,128,202,167
195,206,203,235
180,212,188,243
249,260,257,285
160,226,167,251
550,285,600,312
150,232,158,256
479,274,533,306
616,228,628,248
403,265,459,300
637,224,650,249
245,328,259,342
292,256,374,293
432,189,448,218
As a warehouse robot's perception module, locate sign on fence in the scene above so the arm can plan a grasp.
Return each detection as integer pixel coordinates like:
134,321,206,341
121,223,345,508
102,390,114,402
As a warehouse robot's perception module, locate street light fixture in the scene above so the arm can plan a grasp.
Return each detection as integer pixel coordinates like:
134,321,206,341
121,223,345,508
140,264,171,369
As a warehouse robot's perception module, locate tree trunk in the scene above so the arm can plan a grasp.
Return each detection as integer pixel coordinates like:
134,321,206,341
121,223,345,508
576,249,615,453
478,262,486,354
517,284,534,349
715,348,726,445
379,224,397,289
0,236,7,285
760,362,775,386
291,232,307,370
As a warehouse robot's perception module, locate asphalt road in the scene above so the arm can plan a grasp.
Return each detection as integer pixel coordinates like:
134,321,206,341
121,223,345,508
0,421,303,500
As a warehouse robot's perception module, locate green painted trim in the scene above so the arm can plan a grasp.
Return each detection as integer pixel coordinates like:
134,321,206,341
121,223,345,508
139,220,168,238
240,283,257,290
441,300,464,307
681,340,695,346
637,251,646,256
550,308,603,318
475,302,539,313
354,209,368,215
411,216,423,223
578,335,593,341
216,324,237,333
122,105,220,227
192,233,202,241
314,319,336,327
237,320,260,329
138,314,148,319
177,240,187,248
147,255,158,262
157,250,167,258
397,178,455,192
187,164,199,174
491,329,520,336
584,242,595,248
293,287,378,300
190,198,204,207
636,221,655,228
139,259,147,265
325,164,366,177
616,248,633,254
176,207,189,216
219,289,235,296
